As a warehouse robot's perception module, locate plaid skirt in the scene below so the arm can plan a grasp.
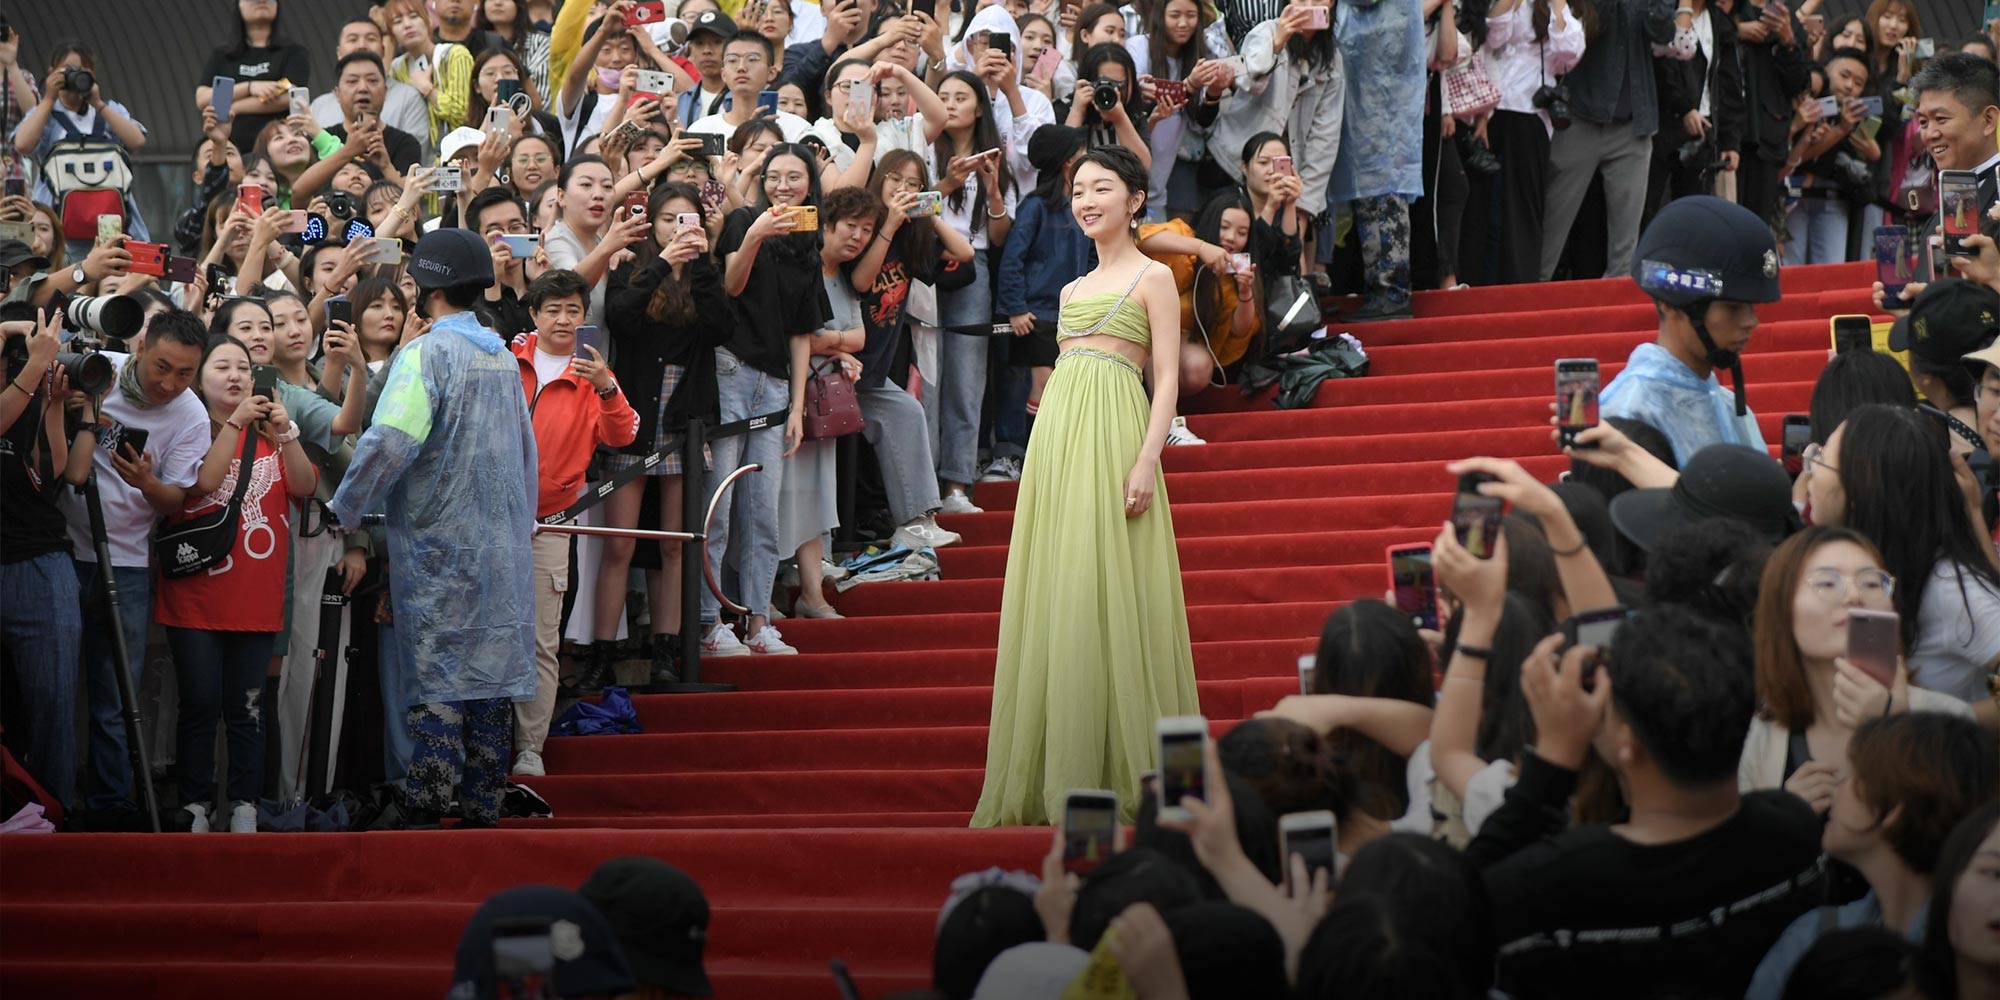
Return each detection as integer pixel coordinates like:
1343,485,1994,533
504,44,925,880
601,363,707,476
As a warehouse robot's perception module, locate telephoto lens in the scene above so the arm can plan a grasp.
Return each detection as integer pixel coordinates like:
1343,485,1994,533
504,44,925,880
1092,79,1120,112
56,351,115,395
66,294,145,341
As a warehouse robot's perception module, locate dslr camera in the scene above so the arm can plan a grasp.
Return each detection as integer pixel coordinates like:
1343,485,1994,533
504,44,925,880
1532,82,1571,131
61,66,96,95
1091,78,1122,112
0,296,133,397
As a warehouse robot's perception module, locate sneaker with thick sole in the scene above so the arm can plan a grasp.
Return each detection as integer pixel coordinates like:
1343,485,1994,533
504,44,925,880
892,518,961,551
745,625,798,655
978,456,1022,482
1165,416,1207,446
939,490,984,515
229,801,258,833
176,803,211,833
511,749,547,777
701,622,750,657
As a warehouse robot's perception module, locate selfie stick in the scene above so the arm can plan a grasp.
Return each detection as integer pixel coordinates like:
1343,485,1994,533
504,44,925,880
80,470,163,831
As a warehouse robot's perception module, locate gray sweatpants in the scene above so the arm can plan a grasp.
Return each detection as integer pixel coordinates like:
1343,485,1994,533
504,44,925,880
1540,118,1654,280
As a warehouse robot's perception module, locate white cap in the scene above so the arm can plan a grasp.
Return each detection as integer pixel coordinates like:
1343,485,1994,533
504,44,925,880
439,126,487,162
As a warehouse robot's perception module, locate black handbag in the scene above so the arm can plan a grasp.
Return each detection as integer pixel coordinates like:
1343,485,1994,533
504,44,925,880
1263,272,1322,357
154,427,258,579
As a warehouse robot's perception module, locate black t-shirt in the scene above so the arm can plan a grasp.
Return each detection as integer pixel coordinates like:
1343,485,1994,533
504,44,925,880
0,393,76,564
843,237,930,391
716,206,831,380
1484,785,1824,1000
201,42,314,153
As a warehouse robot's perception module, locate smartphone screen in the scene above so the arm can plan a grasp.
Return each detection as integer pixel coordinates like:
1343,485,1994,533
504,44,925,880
1387,544,1439,630
1831,315,1872,354
1062,790,1119,875
1846,608,1899,687
1781,414,1811,465
1452,473,1503,559
1874,225,1913,302
1939,170,1982,255
1157,722,1206,817
4,177,25,198
1297,654,1316,694
1564,606,1628,650
574,324,604,357
1554,359,1599,448
1280,811,1337,891
990,32,1013,57
165,255,199,283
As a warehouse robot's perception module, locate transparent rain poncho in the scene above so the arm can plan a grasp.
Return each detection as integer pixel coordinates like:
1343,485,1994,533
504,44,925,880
1600,341,1767,466
328,312,538,704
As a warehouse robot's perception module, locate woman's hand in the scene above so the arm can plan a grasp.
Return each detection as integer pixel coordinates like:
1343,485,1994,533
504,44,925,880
400,310,430,349
1831,657,1908,727
1123,456,1157,518
266,397,295,438
665,225,710,265
881,190,914,236
323,321,359,368
1446,456,1566,523
783,411,805,457
337,547,368,594
746,203,800,244
1035,828,1080,944
1949,233,2000,292
602,206,651,249
202,104,231,145
832,350,863,382
1232,263,1257,298
1009,311,1036,337
230,393,272,429
1783,759,1841,814
1432,520,1507,617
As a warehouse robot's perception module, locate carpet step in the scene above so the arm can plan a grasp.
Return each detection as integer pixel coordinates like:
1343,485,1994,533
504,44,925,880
752,600,1332,653
0,961,928,1000
832,563,1380,617
503,810,976,828
934,527,1439,579
697,637,1315,690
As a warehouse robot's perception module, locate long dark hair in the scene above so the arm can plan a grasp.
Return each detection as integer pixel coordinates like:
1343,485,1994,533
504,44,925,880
1312,600,1436,819
1078,42,1141,124
1140,0,1214,78
867,150,939,267
639,182,705,326
750,144,825,257
1191,188,1260,348
1916,802,2000,999
1834,404,2000,647
1809,350,1918,445
1070,2,1124,51
207,297,273,343
933,71,1012,230
1284,3,1338,70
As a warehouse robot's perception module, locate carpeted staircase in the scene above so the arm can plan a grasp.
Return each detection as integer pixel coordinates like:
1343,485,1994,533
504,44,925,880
0,264,1871,999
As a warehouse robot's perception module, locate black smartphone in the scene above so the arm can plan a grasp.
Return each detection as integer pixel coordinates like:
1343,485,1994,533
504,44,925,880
111,425,150,460
1062,789,1119,876
1386,543,1438,631
1847,608,1899,688
1831,315,1872,354
695,132,728,157
1279,810,1337,892
3,177,23,199
495,78,522,105
1554,358,1599,450
911,0,937,17
252,363,279,400
1451,472,1504,560
165,255,199,283
326,296,352,328
574,324,604,357
990,32,1013,57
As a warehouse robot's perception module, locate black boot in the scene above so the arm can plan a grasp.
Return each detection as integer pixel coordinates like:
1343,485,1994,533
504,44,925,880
639,633,682,691
573,643,616,696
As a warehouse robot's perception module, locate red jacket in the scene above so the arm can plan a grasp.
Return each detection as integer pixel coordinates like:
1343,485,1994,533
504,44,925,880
513,333,640,518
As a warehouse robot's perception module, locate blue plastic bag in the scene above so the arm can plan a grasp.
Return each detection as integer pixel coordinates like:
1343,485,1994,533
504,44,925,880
553,686,642,737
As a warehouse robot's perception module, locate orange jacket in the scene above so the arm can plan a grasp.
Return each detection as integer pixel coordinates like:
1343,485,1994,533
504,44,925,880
513,333,640,517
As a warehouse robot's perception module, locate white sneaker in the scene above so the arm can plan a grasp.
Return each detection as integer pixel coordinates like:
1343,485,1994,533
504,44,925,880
939,490,984,515
228,801,258,833
893,516,961,551
978,456,1022,482
745,624,798,655
180,803,210,834
512,750,546,777
1166,416,1207,446
701,621,750,658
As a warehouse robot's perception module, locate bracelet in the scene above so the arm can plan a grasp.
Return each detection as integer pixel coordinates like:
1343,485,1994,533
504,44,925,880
4,379,30,397
1550,536,1588,557
1454,643,1492,660
274,423,300,444
225,418,246,431
595,383,618,399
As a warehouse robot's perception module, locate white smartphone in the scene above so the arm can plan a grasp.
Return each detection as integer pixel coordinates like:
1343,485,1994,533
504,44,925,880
483,106,512,135
1061,789,1119,876
635,69,673,98
1279,810,1338,891
675,211,702,234
434,166,465,192
1297,654,1316,694
364,237,404,265
1156,715,1208,823
496,233,540,257
289,86,311,115
847,83,875,120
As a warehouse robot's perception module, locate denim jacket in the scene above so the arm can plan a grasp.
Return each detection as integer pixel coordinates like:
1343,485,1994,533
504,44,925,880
997,194,1097,319
1562,0,1677,137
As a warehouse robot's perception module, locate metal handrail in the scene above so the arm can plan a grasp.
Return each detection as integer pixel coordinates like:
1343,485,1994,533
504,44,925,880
700,463,764,615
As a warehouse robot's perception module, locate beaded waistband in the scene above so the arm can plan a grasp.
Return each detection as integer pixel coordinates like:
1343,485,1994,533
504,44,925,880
1057,346,1142,377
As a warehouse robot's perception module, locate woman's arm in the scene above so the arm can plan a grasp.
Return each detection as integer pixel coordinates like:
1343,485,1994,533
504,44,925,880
1134,267,1180,478
196,424,244,495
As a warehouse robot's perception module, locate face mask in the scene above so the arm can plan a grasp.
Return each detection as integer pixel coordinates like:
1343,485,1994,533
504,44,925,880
596,66,623,90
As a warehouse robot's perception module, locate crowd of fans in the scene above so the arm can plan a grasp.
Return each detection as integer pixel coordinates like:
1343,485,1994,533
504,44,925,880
1,0,1999,992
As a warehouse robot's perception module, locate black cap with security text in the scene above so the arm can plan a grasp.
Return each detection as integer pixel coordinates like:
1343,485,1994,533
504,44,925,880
408,227,495,292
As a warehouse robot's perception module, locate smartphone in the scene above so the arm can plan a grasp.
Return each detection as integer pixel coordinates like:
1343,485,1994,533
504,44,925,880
483,106,511,136
278,210,310,234
626,191,649,218
252,364,279,400
909,190,946,218
1554,358,1600,449
237,182,264,217
635,69,673,102
288,85,311,115
1561,605,1629,650
326,295,352,328
695,132,729,157
165,255,199,284
1034,48,1062,79
1831,314,1873,354
756,89,780,117
675,211,702,234
1926,233,1948,280
211,76,236,122
125,241,168,277
1386,543,1439,631
1815,95,1842,120
1846,608,1899,688
1279,811,1337,892
1874,225,1914,303
912,0,937,17
1912,37,1934,59
787,204,820,232
1856,95,1883,117
4,177,24,198
574,324,605,357
700,178,728,208
497,233,540,257
114,426,150,460
1272,155,1295,177
95,214,123,247
1150,77,1188,105
1451,472,1504,560
435,166,465,193
1305,5,1330,28
629,0,671,23
1155,715,1207,823
1061,789,1119,876
1228,251,1252,274
847,83,875,120
1297,654,1316,695
495,78,523,106
364,237,403,265
1781,413,1811,466
990,32,1013,57
1800,13,1823,32
1939,169,1982,256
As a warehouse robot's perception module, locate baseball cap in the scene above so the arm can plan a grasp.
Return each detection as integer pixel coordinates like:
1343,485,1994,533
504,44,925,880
0,239,50,272
408,227,495,291
577,857,713,997
439,126,487,163
446,885,634,1000
1965,337,2000,379
687,10,738,41
1609,444,1798,552
1887,278,2000,364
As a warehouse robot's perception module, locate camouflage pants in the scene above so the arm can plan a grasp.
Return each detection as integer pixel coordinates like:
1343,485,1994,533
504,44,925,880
1354,194,1413,305
405,698,511,825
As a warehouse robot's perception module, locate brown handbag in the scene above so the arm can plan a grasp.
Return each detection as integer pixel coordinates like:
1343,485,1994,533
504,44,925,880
803,356,864,439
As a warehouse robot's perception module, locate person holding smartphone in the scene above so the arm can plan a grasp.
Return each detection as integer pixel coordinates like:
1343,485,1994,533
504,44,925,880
684,34,817,148
1779,49,1879,264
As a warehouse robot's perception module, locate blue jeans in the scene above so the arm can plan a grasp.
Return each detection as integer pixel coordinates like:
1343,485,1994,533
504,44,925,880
1784,193,1851,265
165,627,272,807
934,254,992,487
74,560,151,812
992,347,1030,464
702,348,789,625
1,552,81,807
379,615,419,788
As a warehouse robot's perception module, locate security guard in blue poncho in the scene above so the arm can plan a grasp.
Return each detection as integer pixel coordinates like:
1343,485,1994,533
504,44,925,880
327,228,537,827
1600,195,1780,465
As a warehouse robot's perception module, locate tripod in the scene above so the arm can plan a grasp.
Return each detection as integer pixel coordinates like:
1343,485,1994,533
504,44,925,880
80,469,162,832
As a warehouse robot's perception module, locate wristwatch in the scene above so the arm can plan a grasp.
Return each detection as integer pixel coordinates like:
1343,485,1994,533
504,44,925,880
71,264,87,286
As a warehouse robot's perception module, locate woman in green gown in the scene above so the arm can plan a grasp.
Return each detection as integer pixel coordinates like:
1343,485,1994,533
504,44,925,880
971,147,1201,827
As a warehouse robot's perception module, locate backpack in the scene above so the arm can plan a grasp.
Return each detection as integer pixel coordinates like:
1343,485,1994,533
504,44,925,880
43,111,134,241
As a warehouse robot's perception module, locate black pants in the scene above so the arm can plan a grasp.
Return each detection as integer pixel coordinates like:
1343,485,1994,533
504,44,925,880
1736,152,1783,230
1644,137,1714,231
1461,110,1550,286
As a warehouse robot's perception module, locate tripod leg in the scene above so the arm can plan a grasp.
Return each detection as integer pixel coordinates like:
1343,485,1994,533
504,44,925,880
82,473,162,832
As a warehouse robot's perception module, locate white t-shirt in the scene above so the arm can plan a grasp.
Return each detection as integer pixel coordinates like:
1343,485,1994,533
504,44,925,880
1910,561,2000,702
685,109,815,146
531,348,570,387
1392,740,1518,838
61,353,212,568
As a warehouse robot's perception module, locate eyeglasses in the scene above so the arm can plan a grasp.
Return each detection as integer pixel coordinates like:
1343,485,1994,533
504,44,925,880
1803,567,1895,605
722,54,769,66
1800,442,1838,477
1975,380,2000,402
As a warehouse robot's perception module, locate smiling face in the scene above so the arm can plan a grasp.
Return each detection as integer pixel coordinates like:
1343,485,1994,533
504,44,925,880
1069,159,1140,240
1978,365,2000,454
332,161,372,195
1217,206,1250,253
880,159,924,199
762,151,811,208
265,123,313,169
560,160,616,230
510,137,556,193
1915,86,2000,173
270,297,314,366
1873,4,1907,45
200,341,253,414
1162,0,1199,45
227,304,277,363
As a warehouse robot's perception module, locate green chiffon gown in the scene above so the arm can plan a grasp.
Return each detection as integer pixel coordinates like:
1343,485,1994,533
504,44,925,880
971,263,1201,827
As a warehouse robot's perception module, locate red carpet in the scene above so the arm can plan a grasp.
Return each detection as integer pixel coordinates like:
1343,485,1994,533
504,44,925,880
0,264,1869,998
